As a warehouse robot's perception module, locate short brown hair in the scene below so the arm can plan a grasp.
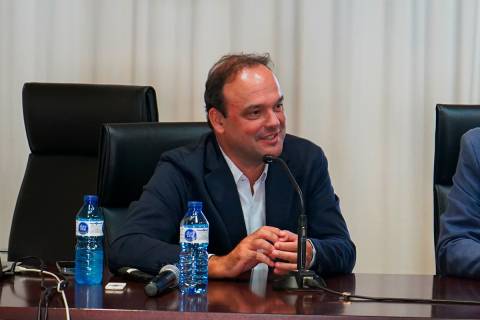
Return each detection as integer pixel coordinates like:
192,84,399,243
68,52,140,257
204,53,273,120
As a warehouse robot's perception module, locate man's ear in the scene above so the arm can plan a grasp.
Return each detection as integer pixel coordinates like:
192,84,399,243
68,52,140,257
208,108,225,134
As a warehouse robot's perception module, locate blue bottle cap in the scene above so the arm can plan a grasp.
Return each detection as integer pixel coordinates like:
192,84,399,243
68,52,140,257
83,195,98,204
187,201,203,209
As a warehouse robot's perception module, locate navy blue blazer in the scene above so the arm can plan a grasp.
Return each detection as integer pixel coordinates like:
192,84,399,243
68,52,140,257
437,128,480,278
109,133,356,275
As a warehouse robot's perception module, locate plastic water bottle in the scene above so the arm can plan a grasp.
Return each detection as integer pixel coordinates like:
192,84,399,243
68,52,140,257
179,201,209,294
75,195,104,285
179,292,208,312
75,284,103,308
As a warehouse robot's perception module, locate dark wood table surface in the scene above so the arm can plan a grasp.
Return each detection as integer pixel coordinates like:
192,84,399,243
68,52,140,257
1,267,480,319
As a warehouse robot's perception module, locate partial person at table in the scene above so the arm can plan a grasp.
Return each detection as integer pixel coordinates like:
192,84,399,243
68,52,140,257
437,128,480,278
109,53,356,278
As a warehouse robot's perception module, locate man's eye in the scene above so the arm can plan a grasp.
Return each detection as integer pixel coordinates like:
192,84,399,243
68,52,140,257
275,103,284,111
248,110,261,118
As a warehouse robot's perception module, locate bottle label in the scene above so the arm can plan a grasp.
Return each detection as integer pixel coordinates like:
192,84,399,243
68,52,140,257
76,220,104,237
180,226,208,244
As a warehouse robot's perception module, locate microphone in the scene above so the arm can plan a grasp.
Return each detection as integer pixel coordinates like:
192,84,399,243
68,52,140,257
263,155,306,270
263,155,325,290
144,264,179,297
117,267,154,283
263,155,304,215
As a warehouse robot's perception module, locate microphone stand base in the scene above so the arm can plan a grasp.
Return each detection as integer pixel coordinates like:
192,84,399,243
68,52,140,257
272,270,326,291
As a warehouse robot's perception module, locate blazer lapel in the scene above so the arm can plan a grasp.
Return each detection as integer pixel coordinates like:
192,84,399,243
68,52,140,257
204,138,247,248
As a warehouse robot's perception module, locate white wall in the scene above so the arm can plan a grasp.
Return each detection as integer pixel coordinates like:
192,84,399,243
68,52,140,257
1,0,480,274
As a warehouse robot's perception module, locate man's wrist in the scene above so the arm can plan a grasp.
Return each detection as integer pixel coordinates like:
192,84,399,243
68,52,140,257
307,239,316,269
208,254,228,278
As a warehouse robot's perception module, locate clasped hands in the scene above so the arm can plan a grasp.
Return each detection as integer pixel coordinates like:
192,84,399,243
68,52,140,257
208,226,313,278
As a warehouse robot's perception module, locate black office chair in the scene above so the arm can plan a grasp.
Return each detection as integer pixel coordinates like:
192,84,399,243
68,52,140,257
96,122,210,268
433,104,480,269
8,82,158,263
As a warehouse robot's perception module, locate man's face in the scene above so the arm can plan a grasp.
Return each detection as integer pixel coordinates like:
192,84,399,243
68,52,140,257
211,65,286,167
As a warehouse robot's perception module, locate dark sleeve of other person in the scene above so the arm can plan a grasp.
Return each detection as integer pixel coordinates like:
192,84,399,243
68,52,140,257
437,128,480,278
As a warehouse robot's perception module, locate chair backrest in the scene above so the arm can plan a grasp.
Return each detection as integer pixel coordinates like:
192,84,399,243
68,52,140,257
97,122,210,257
8,82,158,263
434,104,480,255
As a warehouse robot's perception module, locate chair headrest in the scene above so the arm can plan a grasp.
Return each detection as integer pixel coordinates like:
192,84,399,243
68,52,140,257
98,122,211,207
434,104,480,185
23,82,158,155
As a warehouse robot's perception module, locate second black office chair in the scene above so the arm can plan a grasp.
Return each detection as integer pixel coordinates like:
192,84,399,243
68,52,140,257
97,122,210,269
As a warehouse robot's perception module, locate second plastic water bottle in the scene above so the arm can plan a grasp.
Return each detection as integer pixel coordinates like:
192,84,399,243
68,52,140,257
179,201,209,294
75,195,104,285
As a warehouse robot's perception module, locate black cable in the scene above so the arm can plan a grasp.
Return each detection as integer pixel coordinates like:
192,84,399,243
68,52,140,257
37,287,46,320
43,287,56,320
305,277,480,306
10,256,55,320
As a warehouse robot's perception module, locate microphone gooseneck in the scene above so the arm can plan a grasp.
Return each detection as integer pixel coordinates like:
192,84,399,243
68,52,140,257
263,154,325,290
263,155,307,271
263,155,305,215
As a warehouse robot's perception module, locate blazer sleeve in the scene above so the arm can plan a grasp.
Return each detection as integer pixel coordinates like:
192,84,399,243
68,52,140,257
108,160,189,274
305,147,356,275
437,129,480,278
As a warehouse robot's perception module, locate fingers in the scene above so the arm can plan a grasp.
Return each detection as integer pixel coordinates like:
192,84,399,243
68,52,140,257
277,229,297,242
271,249,296,263
246,226,282,256
271,229,302,275
252,226,282,244
252,239,275,267
252,238,275,253
256,249,275,267
214,228,279,277
273,260,297,275
272,235,315,270
245,227,284,267
274,240,297,252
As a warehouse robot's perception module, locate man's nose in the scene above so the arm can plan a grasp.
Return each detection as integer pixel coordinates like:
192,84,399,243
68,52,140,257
265,109,281,128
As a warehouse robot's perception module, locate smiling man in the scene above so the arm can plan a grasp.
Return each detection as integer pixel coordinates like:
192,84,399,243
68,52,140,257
109,53,356,278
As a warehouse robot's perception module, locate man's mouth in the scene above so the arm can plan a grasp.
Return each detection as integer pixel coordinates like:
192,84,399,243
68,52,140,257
259,131,283,144
263,133,278,141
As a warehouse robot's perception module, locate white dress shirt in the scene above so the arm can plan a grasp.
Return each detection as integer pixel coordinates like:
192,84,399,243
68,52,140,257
220,148,268,235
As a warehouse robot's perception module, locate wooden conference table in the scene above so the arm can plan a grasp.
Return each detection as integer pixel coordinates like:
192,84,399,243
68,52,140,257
1,267,480,319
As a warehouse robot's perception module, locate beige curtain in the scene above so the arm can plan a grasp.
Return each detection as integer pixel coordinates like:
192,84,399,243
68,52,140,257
1,0,480,274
